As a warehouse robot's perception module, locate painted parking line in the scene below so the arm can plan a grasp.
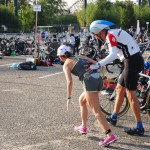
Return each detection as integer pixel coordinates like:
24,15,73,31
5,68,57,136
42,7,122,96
0,62,64,79
0,62,22,67
0,63,14,67
39,72,64,79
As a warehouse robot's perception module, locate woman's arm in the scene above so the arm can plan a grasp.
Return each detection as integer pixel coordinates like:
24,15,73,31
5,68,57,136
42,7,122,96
78,55,97,64
63,63,73,99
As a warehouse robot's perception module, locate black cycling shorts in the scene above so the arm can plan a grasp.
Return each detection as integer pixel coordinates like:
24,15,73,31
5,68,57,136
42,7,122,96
118,52,144,90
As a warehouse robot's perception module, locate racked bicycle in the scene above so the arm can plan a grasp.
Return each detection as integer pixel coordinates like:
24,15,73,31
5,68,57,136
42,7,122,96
99,61,150,120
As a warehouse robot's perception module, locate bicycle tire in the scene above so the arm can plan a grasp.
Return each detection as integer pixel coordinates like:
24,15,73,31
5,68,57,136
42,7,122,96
99,89,130,118
78,45,97,60
24,42,33,55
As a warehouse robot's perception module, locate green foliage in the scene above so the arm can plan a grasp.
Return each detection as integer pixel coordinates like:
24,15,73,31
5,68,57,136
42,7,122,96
18,5,34,32
86,3,97,25
0,0,5,5
76,6,84,27
118,1,136,29
138,5,150,30
0,0,70,32
53,15,78,25
77,0,136,28
38,0,68,25
0,4,21,32
95,0,113,21
141,0,148,6
96,0,112,10
1,0,150,32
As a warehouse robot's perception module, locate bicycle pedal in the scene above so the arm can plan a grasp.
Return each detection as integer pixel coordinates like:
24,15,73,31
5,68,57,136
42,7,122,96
141,110,147,114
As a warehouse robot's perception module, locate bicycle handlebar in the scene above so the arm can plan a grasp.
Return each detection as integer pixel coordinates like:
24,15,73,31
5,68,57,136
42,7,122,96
105,60,124,74
105,63,115,74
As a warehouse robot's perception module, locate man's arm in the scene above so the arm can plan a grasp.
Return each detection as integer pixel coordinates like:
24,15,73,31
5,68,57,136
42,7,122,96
98,47,119,66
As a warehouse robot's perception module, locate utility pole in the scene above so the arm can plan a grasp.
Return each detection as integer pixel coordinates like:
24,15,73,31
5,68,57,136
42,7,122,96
34,0,38,53
14,0,18,16
5,0,8,6
146,22,149,32
148,0,150,7
84,0,87,27
33,0,41,53
138,0,141,20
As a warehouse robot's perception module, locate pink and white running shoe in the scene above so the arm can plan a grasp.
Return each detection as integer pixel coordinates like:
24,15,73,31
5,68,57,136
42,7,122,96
74,124,87,134
99,134,117,147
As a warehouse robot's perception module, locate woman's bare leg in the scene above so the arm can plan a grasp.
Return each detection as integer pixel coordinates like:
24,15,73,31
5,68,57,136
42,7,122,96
85,92,111,134
79,92,88,127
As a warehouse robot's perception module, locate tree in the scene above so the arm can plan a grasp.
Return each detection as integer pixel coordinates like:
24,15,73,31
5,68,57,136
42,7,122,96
113,1,136,29
1,0,150,32
86,3,97,26
37,0,68,25
18,5,34,32
141,0,148,6
0,4,21,32
138,5,150,30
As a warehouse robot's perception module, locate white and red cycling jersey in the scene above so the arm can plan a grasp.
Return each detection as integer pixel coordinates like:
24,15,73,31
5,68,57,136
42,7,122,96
99,29,140,66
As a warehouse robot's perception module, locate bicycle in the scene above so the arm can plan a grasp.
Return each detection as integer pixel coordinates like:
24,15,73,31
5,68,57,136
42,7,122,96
134,30,150,54
78,40,108,61
99,62,150,120
0,34,33,56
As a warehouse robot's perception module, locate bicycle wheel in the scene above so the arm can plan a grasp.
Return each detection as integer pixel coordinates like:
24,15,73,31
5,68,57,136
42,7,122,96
24,42,33,55
99,89,130,118
78,45,97,60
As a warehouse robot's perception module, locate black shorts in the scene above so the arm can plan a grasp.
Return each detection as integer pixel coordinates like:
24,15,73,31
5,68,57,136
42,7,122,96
118,52,144,90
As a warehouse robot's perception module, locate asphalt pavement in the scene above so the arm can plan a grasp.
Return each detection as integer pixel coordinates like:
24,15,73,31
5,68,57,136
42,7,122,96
0,54,150,150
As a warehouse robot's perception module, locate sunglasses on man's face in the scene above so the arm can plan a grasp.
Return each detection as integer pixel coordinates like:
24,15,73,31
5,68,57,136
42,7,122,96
92,32,99,36
92,33,104,43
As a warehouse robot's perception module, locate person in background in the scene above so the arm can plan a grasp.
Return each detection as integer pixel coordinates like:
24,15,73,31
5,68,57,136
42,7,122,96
57,45,117,147
74,35,80,55
41,31,46,41
88,20,145,136
69,34,75,54
37,31,41,44
1,25,8,33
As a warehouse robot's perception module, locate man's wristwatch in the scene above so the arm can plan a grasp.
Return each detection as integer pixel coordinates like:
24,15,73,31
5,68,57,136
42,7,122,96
97,62,101,68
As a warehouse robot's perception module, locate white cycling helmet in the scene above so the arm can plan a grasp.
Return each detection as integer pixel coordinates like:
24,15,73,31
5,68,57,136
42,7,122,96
57,45,70,56
90,20,115,34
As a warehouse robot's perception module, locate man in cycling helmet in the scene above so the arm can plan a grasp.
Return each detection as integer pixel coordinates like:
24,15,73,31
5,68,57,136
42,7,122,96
89,20,145,136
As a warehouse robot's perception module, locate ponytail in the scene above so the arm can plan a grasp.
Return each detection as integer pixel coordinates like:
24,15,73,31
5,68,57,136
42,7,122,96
64,51,72,58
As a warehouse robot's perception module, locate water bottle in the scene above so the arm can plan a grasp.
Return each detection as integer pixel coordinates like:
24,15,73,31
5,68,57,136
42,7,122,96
140,85,147,99
136,90,140,97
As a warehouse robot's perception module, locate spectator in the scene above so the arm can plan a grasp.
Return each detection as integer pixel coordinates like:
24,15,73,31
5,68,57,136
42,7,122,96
69,34,75,54
1,25,7,33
